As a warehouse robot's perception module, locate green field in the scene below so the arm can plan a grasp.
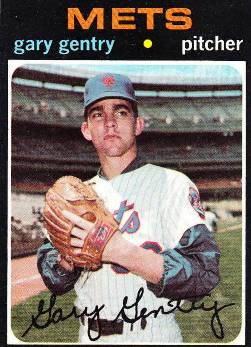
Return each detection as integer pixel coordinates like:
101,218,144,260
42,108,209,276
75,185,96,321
11,228,242,343
176,228,242,343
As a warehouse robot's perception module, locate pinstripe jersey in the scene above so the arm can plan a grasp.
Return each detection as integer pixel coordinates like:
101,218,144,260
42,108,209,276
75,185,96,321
75,164,206,342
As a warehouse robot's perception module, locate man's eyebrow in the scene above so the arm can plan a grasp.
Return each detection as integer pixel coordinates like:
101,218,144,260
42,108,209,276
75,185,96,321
87,103,131,115
113,104,131,111
87,105,102,115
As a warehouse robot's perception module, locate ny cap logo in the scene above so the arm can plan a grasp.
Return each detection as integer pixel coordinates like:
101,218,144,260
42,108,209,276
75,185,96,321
102,75,115,87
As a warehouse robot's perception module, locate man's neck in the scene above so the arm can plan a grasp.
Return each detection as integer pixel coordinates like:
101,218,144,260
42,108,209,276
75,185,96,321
99,149,137,180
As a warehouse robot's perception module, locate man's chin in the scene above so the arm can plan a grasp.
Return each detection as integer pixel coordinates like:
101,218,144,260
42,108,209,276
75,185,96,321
97,142,135,158
105,150,126,157
103,145,130,157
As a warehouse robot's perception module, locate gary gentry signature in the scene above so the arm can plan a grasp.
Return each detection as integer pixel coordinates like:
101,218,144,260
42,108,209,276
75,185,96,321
22,287,235,341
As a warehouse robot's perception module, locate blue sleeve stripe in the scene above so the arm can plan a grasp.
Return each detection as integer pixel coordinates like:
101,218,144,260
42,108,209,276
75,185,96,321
147,224,220,301
37,240,81,295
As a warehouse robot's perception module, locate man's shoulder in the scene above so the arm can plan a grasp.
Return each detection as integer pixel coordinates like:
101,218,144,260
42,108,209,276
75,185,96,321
87,175,99,182
138,163,190,181
87,165,191,185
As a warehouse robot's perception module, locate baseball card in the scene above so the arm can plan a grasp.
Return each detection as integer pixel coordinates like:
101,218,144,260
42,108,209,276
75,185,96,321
0,0,249,345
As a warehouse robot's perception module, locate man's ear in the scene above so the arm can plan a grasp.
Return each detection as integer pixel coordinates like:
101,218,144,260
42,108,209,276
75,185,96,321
81,122,92,141
135,116,145,136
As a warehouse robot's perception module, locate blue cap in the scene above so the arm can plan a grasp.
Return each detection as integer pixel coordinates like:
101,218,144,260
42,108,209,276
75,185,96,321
84,73,137,108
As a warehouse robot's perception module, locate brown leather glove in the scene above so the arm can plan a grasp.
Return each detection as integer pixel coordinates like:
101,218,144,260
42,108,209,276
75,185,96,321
43,176,119,270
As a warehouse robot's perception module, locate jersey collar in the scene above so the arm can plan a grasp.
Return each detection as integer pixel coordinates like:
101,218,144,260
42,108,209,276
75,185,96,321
97,154,147,180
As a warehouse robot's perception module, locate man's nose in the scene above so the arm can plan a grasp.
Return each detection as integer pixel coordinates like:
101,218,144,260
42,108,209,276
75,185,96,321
104,113,118,128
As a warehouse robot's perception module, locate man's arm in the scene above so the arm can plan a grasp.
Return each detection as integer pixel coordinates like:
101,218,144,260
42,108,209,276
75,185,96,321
146,224,220,301
37,239,82,295
103,224,220,300
62,210,220,300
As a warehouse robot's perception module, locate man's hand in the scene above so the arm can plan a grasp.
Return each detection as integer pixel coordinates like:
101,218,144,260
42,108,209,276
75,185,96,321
62,210,164,284
57,254,75,272
62,210,124,263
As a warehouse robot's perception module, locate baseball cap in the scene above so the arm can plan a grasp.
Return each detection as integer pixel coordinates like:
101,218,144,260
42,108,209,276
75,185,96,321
84,73,137,108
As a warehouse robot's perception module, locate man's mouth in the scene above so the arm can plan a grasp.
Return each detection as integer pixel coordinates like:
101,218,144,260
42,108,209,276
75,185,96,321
104,134,121,140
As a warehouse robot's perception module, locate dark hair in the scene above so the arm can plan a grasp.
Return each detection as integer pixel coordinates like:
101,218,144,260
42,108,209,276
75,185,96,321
131,102,138,117
84,98,138,120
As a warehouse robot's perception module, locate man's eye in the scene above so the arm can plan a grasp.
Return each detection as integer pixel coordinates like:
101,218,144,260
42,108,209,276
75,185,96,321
115,110,129,117
91,112,103,119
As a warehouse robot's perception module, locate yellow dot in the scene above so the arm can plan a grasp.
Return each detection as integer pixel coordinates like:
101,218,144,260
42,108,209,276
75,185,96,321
143,39,152,49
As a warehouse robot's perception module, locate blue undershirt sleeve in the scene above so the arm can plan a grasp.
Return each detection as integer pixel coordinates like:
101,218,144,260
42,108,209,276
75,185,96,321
147,224,220,301
37,239,82,295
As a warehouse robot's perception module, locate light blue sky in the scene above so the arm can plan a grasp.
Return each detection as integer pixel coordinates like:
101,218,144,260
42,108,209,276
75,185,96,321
24,63,242,85
75,64,240,79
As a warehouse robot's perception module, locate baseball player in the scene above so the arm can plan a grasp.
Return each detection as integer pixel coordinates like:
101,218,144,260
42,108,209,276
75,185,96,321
37,73,220,343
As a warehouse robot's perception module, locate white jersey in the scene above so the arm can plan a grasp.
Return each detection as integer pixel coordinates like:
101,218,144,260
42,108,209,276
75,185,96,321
75,164,205,343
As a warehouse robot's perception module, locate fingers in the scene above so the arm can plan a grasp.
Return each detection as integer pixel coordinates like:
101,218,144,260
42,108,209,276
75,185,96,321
71,247,81,255
62,210,95,230
70,235,84,247
70,227,87,254
58,254,75,272
71,226,87,239
61,210,96,256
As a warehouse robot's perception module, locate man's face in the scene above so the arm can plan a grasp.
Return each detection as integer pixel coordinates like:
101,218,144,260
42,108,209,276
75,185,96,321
81,98,144,158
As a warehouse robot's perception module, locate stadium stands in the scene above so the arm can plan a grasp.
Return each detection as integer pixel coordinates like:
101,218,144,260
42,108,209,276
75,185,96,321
11,70,242,201
12,83,241,133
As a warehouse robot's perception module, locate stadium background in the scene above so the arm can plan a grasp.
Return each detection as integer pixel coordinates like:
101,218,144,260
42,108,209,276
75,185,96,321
10,63,243,343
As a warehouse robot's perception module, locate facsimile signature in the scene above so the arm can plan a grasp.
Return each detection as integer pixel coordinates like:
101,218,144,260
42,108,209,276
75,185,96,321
22,287,235,341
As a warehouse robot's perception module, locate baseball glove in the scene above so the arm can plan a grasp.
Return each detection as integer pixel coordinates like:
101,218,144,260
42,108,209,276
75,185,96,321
43,176,119,270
